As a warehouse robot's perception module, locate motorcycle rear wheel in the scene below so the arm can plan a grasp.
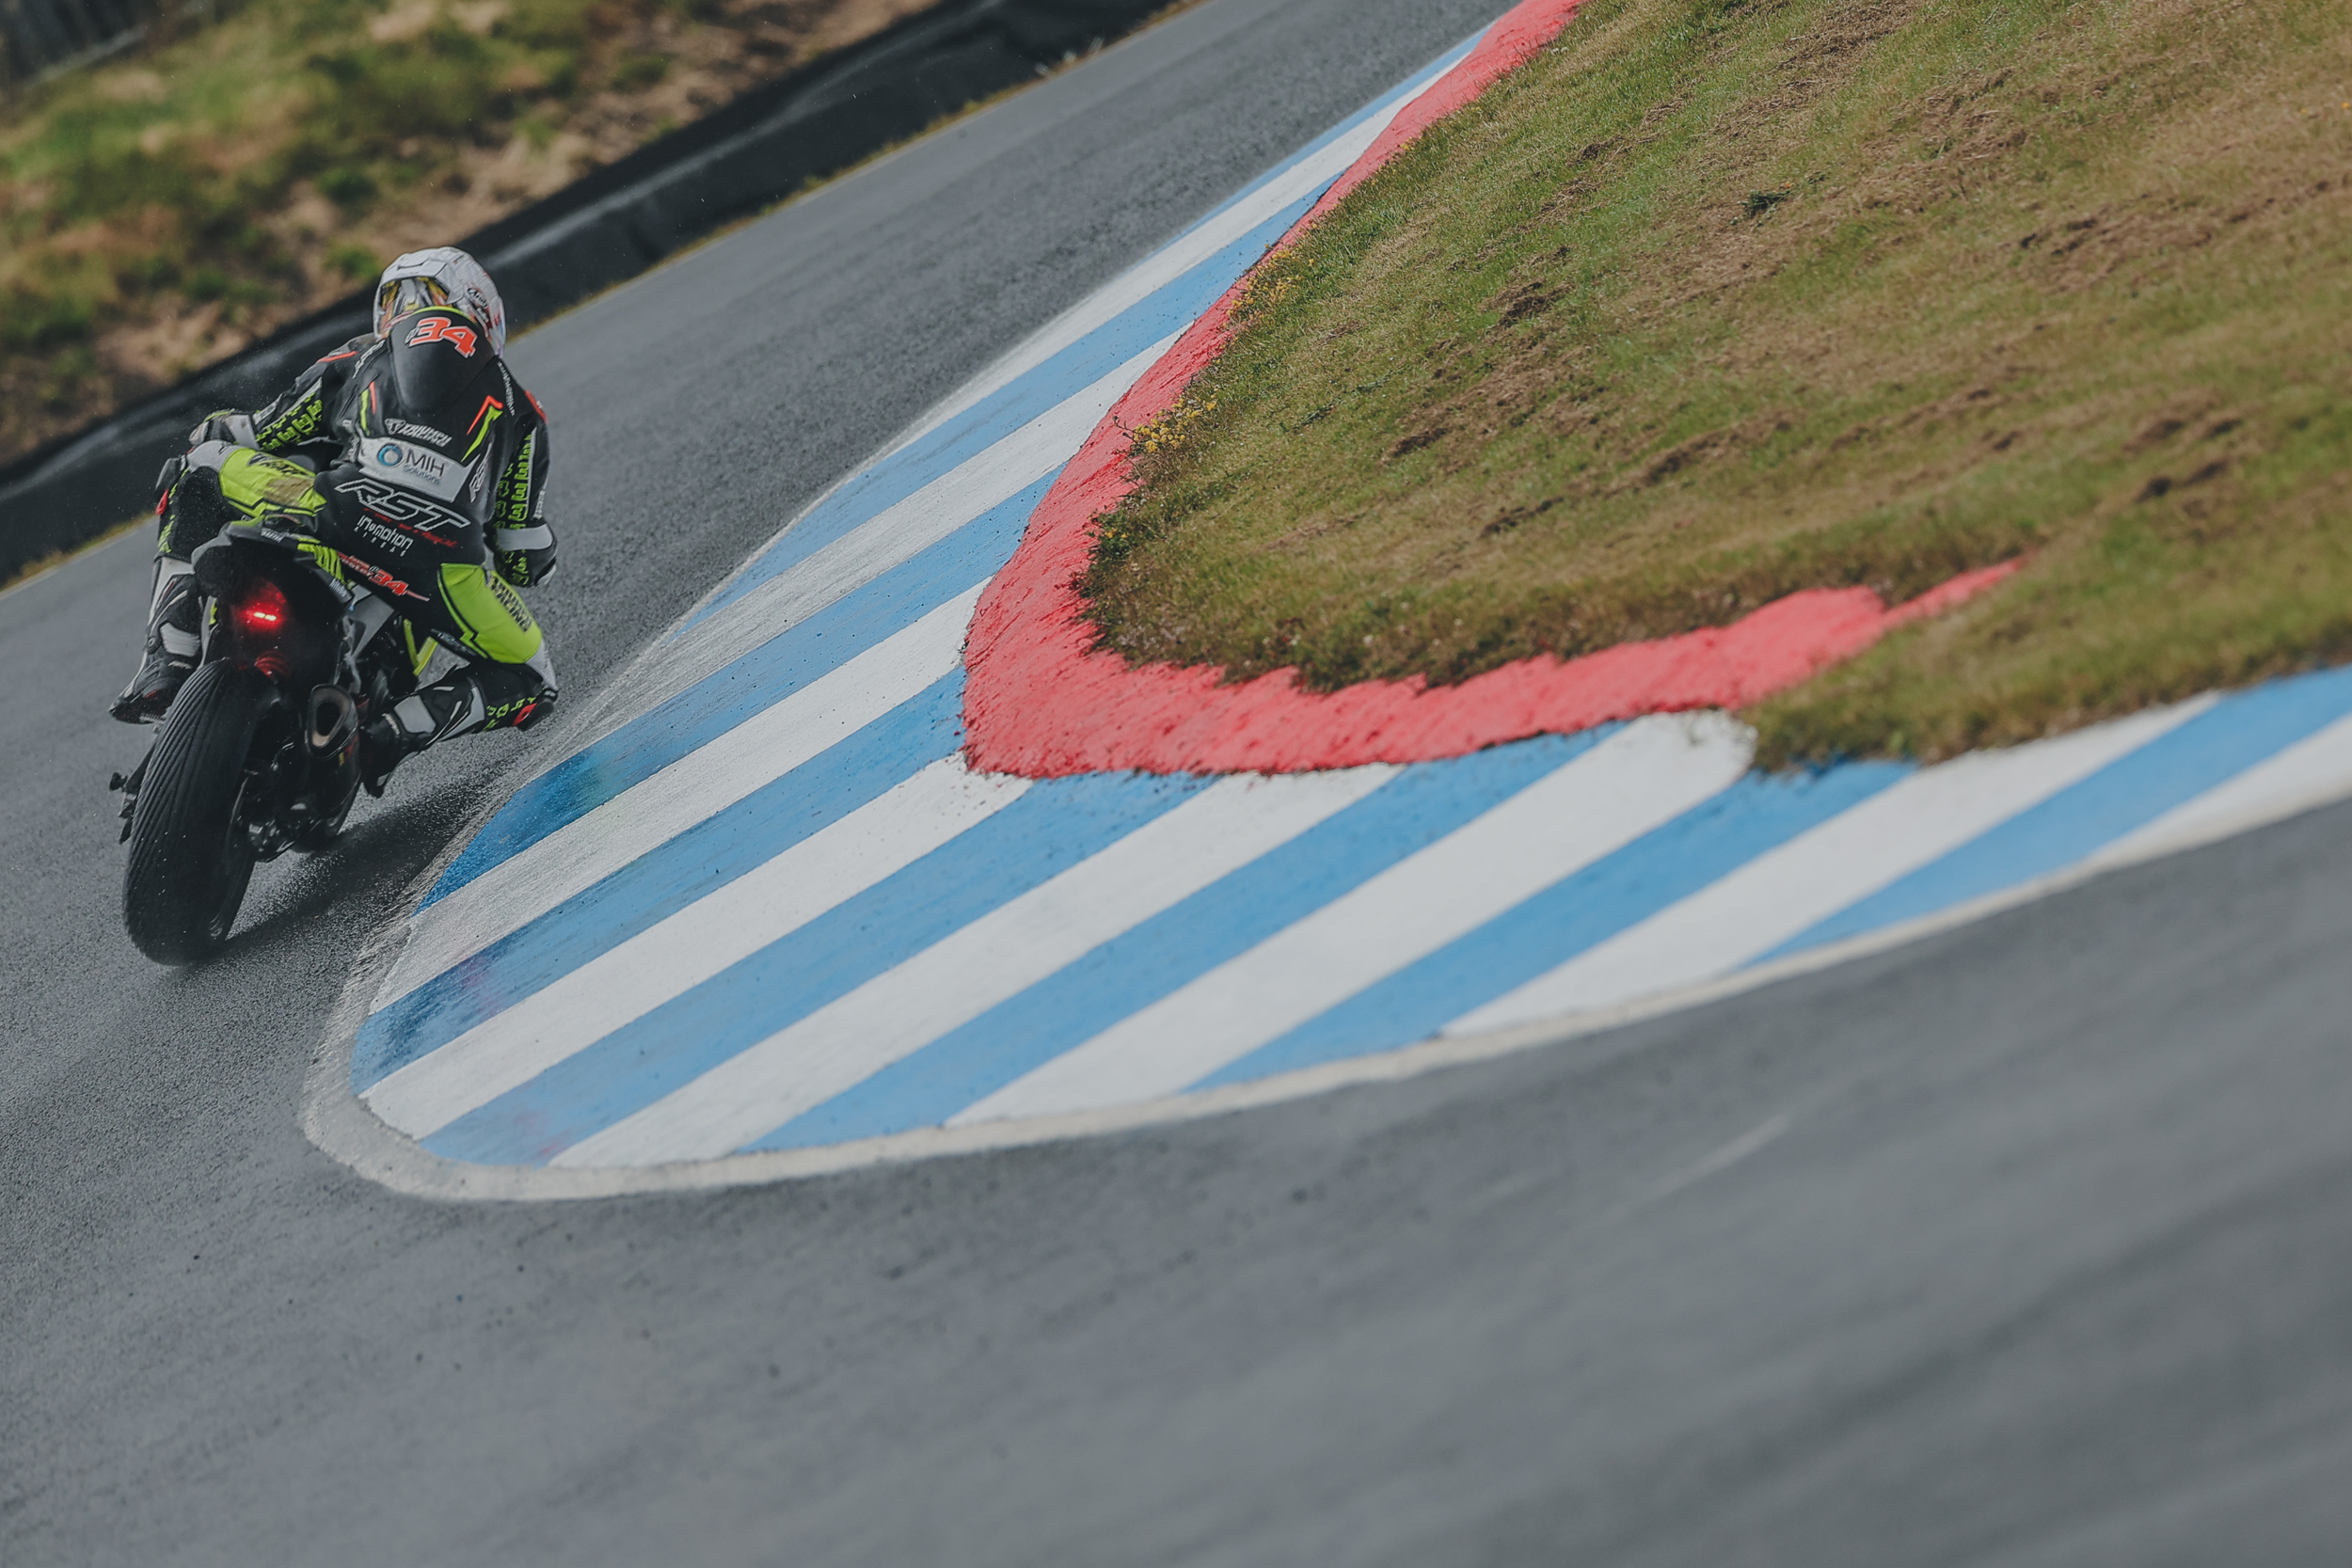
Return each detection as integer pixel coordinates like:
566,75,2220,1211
122,662,281,964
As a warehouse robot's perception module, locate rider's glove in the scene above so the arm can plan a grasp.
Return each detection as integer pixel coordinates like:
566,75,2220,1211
187,410,257,449
492,521,558,588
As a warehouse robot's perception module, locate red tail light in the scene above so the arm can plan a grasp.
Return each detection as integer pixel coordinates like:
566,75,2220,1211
234,579,289,633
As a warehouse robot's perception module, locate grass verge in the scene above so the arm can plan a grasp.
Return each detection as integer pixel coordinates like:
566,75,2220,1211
0,0,944,467
0,9,1175,600
1082,0,2352,766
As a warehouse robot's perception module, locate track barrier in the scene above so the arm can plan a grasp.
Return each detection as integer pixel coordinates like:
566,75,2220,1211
0,0,1169,582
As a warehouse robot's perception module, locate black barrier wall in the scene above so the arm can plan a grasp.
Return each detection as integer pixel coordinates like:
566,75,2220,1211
0,0,144,85
0,0,1167,583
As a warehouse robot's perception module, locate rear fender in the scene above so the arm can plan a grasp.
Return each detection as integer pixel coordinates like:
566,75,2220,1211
190,528,351,692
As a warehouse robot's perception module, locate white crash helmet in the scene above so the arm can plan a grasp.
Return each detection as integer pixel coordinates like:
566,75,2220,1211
374,246,507,354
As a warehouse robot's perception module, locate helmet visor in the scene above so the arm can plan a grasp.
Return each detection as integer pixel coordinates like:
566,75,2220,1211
374,276,453,337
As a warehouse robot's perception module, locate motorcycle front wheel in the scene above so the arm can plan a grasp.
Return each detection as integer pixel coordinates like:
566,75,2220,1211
122,662,282,964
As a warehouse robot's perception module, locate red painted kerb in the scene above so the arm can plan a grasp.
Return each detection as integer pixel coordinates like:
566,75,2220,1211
961,0,2019,777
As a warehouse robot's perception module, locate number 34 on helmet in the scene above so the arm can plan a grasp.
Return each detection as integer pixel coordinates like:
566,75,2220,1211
373,247,507,356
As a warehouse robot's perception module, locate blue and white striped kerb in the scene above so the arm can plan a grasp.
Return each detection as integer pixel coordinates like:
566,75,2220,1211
343,32,2352,1177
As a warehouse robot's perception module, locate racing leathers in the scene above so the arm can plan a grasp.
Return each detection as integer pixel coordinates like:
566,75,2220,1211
112,304,560,787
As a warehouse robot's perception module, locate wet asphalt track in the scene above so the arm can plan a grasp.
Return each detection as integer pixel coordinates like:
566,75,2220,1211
8,1,2352,1560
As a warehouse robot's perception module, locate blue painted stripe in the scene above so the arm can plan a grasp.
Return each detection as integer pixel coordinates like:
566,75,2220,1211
421,769,1217,1164
422,477,1042,906
748,733,1602,1151
419,30,1490,906
1761,670,2352,961
679,36,1478,626
353,15,2352,1171
686,207,1311,625
357,673,967,1092
1195,761,1911,1088
434,197,1316,905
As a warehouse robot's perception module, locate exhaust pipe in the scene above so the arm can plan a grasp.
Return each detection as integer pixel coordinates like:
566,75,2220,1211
306,685,358,757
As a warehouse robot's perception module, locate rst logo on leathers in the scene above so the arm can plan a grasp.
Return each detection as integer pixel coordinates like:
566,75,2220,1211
363,438,471,502
334,474,470,534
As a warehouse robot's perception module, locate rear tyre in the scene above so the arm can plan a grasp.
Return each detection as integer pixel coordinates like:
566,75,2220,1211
122,662,281,964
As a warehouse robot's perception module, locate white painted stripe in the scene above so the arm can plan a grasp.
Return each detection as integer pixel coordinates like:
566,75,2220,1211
552,766,1400,1166
1442,697,2217,1037
538,41,1467,757
636,340,1175,723
912,61,1454,436
953,712,1756,1125
364,757,1032,1137
2090,710,2352,868
379,586,981,1007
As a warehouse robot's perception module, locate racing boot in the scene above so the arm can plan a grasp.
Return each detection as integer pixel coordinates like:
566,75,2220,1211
358,673,488,797
109,560,202,723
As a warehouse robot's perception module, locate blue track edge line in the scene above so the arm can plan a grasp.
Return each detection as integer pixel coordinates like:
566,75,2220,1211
748,733,1607,1152
421,770,1217,1164
419,482,1041,907
357,675,969,1091
1760,669,2352,963
407,23,1499,914
1195,761,1908,1090
675,33,1481,630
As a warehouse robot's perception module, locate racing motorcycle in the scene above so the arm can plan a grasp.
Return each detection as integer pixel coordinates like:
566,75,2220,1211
111,515,423,964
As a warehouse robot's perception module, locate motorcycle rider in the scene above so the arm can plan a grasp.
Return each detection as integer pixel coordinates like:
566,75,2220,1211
110,247,559,793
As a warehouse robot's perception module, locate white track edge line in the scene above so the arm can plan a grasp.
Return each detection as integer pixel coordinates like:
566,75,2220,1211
302,735,2352,1202
375,586,979,1008
363,757,1033,1137
298,31,1486,1169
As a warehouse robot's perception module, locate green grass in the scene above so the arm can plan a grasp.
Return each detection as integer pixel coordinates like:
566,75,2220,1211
0,0,615,454
0,0,928,465
5,1,577,316
1082,0,2352,766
